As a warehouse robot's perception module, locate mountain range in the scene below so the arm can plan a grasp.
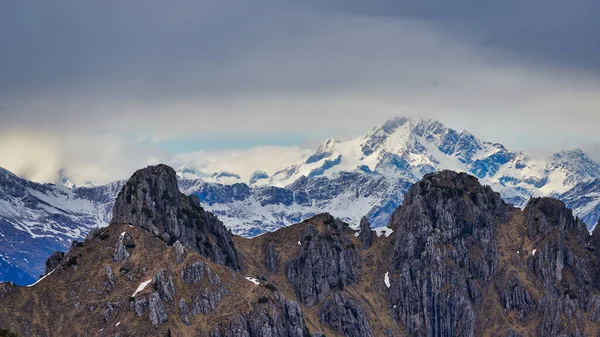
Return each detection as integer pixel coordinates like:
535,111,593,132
1,117,600,285
2,165,600,336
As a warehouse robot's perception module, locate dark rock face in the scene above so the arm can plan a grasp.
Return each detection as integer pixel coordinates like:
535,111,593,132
496,271,533,321
173,240,186,264
181,261,226,316
526,197,581,239
105,265,116,291
588,295,600,322
181,261,221,285
153,269,176,302
132,297,149,317
102,302,120,322
285,216,358,306
524,197,600,337
179,298,191,325
505,329,524,337
189,287,225,316
45,251,64,274
148,292,168,326
526,198,592,289
112,233,130,262
319,293,374,337
358,216,373,249
388,170,509,337
112,164,239,270
210,297,308,337
265,242,279,273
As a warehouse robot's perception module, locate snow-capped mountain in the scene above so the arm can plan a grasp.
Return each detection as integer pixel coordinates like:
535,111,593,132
178,118,600,236
177,172,413,237
268,118,600,203
560,178,600,230
0,168,124,285
2,116,600,285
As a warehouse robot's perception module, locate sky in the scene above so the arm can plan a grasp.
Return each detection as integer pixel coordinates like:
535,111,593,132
1,0,599,184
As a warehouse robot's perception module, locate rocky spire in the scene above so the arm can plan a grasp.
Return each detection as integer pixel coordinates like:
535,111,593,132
358,216,373,249
388,170,508,337
111,164,239,270
285,215,358,306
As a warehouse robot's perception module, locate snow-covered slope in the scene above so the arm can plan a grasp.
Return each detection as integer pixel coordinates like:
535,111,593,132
178,173,412,237
560,178,600,230
0,168,123,284
269,118,600,204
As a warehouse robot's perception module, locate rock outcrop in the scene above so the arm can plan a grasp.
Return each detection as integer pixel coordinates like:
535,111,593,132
112,232,131,262
358,216,373,249
148,292,168,326
181,261,226,316
319,293,374,337
153,269,176,302
209,296,308,337
388,170,509,337
265,241,279,273
45,251,64,274
0,282,13,299
112,164,239,270
524,197,600,336
104,265,116,291
496,271,533,321
173,240,186,264
285,216,358,306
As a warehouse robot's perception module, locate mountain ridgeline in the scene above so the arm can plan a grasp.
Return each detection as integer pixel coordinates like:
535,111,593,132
2,165,600,336
3,117,600,286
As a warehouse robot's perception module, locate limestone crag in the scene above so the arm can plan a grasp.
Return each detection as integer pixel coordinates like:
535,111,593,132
389,170,509,337
524,197,600,336
112,164,239,270
285,216,358,306
358,216,373,249
209,295,308,337
319,292,374,337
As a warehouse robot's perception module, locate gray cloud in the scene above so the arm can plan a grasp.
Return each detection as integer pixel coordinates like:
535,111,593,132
305,0,600,71
0,0,599,184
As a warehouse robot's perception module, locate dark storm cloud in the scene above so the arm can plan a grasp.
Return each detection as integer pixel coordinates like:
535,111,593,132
0,0,288,97
1,0,598,101
306,0,600,71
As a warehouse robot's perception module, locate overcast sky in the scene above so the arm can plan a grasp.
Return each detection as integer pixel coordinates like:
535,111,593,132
1,0,599,184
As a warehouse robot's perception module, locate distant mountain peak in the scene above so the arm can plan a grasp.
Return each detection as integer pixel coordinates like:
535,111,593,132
305,138,337,164
249,170,269,185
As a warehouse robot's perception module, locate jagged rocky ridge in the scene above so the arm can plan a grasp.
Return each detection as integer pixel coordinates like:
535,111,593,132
4,118,600,286
3,165,600,336
386,171,600,337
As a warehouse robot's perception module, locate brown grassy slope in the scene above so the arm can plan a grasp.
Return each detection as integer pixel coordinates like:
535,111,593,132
0,223,283,337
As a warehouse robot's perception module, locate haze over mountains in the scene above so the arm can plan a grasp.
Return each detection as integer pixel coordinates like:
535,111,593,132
1,117,600,286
